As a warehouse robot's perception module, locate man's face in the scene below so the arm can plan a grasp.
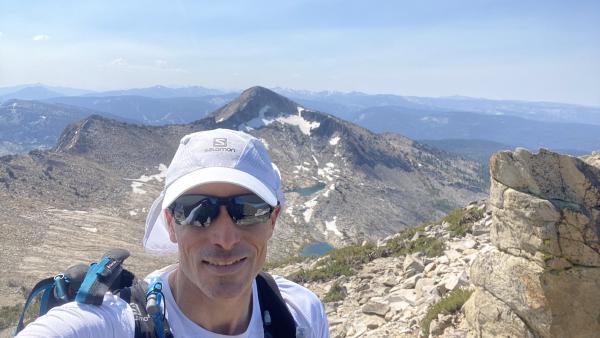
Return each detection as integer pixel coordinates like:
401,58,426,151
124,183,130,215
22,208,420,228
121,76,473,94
166,182,278,300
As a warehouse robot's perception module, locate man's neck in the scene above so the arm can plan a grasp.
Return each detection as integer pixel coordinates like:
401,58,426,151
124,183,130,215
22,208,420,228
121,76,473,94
168,269,254,335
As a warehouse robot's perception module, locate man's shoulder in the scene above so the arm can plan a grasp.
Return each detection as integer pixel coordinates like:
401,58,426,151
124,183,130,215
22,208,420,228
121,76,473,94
52,292,133,321
16,293,134,337
271,275,329,337
272,275,320,302
272,275,325,317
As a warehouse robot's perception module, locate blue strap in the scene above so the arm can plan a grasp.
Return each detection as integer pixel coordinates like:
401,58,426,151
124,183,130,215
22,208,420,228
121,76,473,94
75,257,115,305
146,278,167,338
75,251,128,306
39,287,53,316
152,313,166,338
15,277,55,334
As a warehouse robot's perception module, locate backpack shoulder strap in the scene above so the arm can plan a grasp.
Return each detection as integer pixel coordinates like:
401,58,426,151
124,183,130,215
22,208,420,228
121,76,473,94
119,271,297,338
118,279,173,338
256,272,297,338
75,249,130,305
14,277,55,334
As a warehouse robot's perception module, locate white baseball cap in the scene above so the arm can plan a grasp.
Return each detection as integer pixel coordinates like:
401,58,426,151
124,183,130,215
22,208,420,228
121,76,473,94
143,128,284,255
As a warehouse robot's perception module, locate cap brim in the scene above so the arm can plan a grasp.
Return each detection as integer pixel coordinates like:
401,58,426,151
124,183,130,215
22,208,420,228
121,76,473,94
161,166,278,209
143,167,278,255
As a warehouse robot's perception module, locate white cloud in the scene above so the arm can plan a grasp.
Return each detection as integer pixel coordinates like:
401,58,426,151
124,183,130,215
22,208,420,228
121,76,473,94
0,32,3,38
109,57,128,66
154,59,167,67
32,34,50,41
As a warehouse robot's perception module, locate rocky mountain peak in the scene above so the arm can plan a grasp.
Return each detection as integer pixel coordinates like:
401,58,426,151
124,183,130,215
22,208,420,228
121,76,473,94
54,114,124,154
212,86,304,129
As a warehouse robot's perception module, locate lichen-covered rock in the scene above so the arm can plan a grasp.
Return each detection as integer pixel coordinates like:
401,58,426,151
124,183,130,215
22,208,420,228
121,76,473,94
490,148,600,207
467,149,600,338
469,248,550,335
464,288,535,338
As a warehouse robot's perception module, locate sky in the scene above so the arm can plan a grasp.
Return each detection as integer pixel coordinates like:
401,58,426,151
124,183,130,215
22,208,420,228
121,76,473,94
0,0,599,106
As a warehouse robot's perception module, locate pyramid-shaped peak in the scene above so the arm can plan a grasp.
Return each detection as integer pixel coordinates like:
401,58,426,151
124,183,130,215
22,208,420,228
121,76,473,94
239,86,281,97
54,115,126,154
212,86,303,128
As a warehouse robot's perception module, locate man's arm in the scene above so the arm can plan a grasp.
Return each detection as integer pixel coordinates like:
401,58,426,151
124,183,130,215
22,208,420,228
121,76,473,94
15,293,134,338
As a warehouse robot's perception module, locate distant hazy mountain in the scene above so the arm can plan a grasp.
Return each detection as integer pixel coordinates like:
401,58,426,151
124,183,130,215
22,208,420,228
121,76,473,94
46,94,237,125
0,84,230,102
0,85,33,96
86,85,229,98
402,96,600,126
0,85,94,101
276,89,600,126
417,139,512,165
0,86,64,102
0,99,120,154
273,88,428,121
349,106,600,153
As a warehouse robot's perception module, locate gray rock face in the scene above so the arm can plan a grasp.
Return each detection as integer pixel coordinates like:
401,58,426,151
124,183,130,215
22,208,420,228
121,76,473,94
464,288,535,338
465,149,600,338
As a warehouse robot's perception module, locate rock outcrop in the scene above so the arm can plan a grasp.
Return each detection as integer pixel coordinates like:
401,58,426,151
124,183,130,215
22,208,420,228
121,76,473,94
465,149,600,338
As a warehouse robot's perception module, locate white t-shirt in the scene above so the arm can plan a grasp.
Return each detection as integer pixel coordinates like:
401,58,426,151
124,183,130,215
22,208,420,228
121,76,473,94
16,265,329,338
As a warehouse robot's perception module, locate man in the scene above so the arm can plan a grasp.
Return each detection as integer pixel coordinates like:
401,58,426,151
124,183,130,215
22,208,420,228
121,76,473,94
17,128,329,337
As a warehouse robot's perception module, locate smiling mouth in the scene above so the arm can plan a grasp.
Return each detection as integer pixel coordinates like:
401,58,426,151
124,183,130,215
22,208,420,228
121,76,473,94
203,257,247,266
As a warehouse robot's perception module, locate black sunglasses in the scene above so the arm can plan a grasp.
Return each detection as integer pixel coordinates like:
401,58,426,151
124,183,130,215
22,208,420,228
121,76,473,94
168,194,276,228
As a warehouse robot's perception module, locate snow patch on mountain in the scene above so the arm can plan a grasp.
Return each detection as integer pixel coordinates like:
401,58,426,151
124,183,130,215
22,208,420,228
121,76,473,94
240,106,274,130
325,216,343,237
421,116,449,124
276,114,320,135
238,105,319,135
322,183,335,198
318,162,340,181
329,136,341,145
293,164,311,174
285,206,299,223
126,163,168,194
303,197,319,223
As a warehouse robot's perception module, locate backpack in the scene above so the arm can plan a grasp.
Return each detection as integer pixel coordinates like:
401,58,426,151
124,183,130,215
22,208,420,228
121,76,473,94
14,249,298,338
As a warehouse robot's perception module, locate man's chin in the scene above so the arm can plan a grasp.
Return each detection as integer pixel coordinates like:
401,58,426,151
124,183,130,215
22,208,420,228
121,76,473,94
206,278,253,299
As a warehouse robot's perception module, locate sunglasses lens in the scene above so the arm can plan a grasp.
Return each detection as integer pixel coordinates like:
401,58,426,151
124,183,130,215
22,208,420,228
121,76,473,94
171,195,218,227
170,194,273,227
229,195,273,226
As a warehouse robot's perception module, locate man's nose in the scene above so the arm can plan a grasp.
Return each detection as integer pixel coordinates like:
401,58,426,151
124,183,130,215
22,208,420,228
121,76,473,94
208,206,241,250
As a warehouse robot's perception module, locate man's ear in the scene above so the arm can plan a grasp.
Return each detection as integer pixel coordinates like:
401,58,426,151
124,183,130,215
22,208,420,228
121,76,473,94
269,206,281,229
164,209,178,243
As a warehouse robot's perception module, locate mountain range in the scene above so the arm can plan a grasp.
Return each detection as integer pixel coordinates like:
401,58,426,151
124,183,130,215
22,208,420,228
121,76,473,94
0,86,487,309
348,106,600,152
275,88,600,126
1,84,598,162
46,94,236,124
